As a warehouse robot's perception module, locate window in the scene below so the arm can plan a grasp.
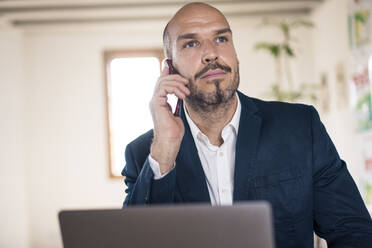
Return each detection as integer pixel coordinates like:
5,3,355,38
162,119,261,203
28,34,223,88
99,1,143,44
104,49,164,178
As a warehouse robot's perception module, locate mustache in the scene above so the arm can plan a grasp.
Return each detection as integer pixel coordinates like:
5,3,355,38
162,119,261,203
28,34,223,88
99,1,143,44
194,62,232,80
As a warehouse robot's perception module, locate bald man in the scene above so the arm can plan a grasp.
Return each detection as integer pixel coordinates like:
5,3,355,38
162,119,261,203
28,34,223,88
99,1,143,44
122,2,372,248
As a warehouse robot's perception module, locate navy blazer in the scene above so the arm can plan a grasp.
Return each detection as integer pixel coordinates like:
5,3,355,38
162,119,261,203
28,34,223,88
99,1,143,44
122,91,372,248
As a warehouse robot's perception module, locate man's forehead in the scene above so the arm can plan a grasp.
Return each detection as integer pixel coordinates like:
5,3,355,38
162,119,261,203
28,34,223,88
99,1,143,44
172,21,230,38
167,3,230,38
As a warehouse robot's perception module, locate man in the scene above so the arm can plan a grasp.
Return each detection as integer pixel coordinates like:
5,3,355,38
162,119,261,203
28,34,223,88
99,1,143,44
122,2,372,248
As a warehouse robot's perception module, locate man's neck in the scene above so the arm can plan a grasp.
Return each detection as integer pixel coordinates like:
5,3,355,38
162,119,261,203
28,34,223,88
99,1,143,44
184,94,238,147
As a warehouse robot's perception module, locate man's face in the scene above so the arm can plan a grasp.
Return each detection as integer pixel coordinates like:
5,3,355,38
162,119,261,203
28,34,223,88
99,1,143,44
169,7,239,111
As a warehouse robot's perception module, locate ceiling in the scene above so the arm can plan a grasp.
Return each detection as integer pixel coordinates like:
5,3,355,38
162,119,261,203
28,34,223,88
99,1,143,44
0,0,324,27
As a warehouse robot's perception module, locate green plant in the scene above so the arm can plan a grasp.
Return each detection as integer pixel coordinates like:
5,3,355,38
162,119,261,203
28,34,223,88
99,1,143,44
254,18,317,102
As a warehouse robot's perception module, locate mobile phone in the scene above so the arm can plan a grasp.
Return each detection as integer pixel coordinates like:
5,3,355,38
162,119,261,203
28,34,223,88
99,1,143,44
165,59,182,117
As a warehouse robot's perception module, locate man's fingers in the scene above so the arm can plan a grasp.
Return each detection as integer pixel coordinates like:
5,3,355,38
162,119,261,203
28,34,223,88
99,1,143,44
161,65,169,76
157,85,187,100
151,68,190,114
166,103,172,112
159,74,189,85
155,77,190,97
161,81,190,95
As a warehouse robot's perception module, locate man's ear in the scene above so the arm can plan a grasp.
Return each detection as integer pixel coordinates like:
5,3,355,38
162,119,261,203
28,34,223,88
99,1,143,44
165,59,176,74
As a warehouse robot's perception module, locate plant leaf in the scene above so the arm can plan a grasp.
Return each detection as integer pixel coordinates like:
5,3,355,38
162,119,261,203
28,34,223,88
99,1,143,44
254,43,281,57
290,20,314,28
283,44,295,57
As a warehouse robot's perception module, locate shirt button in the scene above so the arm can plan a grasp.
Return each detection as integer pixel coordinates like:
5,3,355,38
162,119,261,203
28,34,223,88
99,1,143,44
222,188,228,194
219,151,224,157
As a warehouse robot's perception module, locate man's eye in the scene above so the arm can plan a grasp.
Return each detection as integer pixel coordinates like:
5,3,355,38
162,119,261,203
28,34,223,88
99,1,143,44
184,41,198,48
216,36,228,43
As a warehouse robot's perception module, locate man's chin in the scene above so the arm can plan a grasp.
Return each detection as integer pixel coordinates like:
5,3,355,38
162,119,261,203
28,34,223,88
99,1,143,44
186,74,239,111
186,88,236,111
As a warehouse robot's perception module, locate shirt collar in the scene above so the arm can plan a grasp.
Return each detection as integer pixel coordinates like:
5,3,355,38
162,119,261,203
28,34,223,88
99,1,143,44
183,93,241,144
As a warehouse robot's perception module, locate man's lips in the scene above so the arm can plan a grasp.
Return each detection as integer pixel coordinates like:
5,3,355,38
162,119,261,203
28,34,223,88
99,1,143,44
200,70,226,79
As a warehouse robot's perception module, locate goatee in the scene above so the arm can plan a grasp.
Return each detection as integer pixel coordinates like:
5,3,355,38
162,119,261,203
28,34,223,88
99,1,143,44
186,63,240,113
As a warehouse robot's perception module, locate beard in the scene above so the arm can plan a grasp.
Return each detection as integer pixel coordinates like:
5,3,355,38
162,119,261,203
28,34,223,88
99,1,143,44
186,62,240,112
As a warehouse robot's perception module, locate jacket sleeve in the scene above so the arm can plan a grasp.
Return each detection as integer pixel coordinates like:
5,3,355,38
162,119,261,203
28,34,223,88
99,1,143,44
122,143,177,206
311,106,372,247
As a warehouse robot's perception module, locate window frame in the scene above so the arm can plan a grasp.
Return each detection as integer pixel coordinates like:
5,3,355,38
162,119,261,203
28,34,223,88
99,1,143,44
103,48,164,179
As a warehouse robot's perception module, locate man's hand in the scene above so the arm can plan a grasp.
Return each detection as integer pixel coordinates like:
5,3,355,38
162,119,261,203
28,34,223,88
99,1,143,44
149,64,190,175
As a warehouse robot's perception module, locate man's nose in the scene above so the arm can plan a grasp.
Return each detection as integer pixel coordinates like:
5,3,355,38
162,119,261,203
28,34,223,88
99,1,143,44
201,40,218,64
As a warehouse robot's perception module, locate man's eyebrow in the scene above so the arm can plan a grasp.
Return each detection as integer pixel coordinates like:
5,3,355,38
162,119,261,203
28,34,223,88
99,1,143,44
176,28,232,42
215,28,232,35
177,33,197,42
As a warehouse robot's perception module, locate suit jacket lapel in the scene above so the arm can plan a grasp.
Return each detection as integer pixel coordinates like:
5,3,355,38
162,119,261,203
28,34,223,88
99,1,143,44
175,101,211,203
233,92,262,201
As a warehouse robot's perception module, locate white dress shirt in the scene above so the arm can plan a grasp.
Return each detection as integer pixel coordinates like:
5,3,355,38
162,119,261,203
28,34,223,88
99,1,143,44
149,94,241,206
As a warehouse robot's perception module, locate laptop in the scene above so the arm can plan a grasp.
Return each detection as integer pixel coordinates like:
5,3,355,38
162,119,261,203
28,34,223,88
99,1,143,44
59,202,275,248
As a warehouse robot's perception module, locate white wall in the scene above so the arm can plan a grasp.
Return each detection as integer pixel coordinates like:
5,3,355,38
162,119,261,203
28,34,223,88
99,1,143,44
0,27,29,248
311,1,355,246
230,15,315,98
311,0,364,183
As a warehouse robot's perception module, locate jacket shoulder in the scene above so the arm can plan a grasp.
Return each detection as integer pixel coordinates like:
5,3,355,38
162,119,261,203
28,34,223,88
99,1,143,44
237,91,314,118
238,92,317,132
250,97,313,119
126,129,154,160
